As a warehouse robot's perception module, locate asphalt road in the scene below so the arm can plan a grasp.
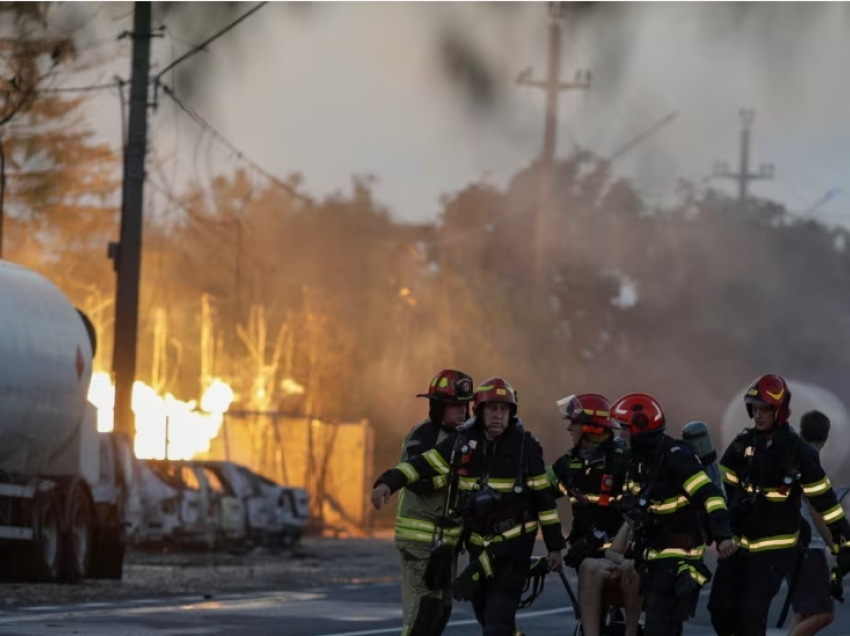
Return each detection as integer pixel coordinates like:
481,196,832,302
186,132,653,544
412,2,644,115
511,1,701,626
0,571,849,636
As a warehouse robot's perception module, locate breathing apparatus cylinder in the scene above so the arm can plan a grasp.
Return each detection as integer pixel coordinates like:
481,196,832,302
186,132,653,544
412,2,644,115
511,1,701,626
682,421,717,465
682,420,724,492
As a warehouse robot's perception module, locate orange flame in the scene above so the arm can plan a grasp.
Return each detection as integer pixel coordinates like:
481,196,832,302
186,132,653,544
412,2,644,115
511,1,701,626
87,372,234,459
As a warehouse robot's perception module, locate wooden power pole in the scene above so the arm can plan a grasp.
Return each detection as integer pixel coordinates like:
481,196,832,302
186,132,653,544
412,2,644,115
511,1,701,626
109,1,153,438
517,2,591,293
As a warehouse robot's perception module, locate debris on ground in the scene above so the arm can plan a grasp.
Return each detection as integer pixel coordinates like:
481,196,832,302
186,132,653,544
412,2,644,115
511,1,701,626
0,536,399,608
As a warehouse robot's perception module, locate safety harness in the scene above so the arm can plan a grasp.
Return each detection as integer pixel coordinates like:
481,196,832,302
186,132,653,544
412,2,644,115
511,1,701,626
450,421,539,600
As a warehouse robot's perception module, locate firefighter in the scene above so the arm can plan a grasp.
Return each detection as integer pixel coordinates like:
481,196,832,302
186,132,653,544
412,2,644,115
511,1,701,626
610,392,736,636
393,369,475,636
709,374,850,636
546,394,634,636
372,377,565,636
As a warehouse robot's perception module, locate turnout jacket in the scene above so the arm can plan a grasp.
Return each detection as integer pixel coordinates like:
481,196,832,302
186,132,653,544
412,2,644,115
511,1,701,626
548,437,630,543
377,419,565,554
626,434,732,561
720,426,850,552
394,419,462,550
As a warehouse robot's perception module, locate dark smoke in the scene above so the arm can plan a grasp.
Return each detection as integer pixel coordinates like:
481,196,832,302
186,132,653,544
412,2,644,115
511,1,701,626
57,2,850,119
437,26,499,112
153,2,254,100
148,2,317,100
25,0,850,495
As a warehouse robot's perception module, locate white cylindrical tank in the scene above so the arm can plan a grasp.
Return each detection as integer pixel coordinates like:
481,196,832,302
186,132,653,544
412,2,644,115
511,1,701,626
0,261,94,475
720,379,850,485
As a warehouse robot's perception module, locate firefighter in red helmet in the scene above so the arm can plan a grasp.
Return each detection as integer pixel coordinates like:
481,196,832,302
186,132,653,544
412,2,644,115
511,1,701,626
394,369,474,636
709,374,850,636
611,392,735,636
372,377,565,636
547,394,639,636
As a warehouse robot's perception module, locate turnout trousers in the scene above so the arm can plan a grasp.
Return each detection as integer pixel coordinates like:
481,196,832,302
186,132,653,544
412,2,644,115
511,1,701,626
399,545,457,636
640,558,709,636
469,533,536,636
707,547,798,636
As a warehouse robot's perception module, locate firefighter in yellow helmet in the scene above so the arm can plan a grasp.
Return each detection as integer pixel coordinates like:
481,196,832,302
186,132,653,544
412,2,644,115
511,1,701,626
393,369,474,636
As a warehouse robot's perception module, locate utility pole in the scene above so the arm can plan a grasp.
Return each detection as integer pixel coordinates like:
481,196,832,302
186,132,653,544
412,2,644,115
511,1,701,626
109,1,153,439
516,1,591,290
713,108,774,210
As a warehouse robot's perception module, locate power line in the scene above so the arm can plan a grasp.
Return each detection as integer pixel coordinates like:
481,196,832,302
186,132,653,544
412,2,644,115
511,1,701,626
154,1,268,85
159,83,310,203
606,111,679,164
37,81,121,94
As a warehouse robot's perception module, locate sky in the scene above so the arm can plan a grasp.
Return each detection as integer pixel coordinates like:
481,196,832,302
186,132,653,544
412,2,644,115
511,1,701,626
50,2,850,228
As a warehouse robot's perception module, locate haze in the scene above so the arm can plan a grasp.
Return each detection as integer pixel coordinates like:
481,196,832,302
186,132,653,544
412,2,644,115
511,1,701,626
55,1,850,227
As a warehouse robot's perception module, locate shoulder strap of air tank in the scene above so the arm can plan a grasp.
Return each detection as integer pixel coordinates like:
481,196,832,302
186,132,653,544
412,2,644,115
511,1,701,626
608,437,629,477
514,420,529,483
637,435,668,501
441,430,470,527
779,429,803,487
733,428,756,486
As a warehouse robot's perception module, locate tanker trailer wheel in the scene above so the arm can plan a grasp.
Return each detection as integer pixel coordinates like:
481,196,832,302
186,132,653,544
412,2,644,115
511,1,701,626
89,497,126,580
59,480,94,582
88,519,125,579
26,489,62,582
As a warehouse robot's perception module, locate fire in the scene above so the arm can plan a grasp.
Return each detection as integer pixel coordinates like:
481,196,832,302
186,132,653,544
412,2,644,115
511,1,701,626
280,377,305,396
87,372,235,460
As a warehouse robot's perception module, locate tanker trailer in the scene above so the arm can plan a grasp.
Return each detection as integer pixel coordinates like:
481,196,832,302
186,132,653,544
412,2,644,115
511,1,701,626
0,261,126,581
719,379,850,488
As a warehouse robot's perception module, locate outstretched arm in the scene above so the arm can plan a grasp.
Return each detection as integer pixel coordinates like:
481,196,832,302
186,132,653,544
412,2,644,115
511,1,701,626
375,433,457,495
399,426,450,494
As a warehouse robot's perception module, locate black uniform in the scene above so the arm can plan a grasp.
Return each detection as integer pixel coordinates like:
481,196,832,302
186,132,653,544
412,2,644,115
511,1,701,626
709,426,850,636
623,433,732,636
375,419,565,636
548,437,630,568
